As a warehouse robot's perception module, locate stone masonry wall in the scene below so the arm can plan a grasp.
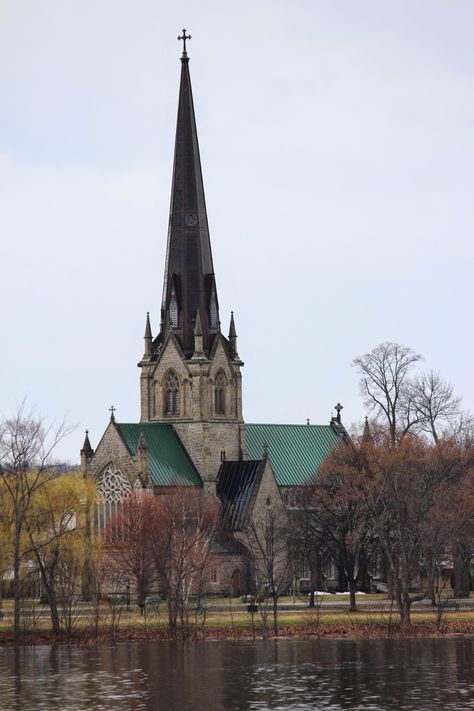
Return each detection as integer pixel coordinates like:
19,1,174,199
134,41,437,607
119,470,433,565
83,422,140,487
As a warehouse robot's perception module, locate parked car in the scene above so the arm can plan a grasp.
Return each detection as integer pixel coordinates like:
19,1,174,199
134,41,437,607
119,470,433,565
374,582,388,593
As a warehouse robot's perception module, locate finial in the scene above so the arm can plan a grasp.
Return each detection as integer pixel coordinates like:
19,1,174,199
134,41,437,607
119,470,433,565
306,418,310,425
335,402,343,424
144,312,152,355
362,416,372,443
137,431,148,452
109,405,116,422
178,28,191,56
81,429,93,458
228,311,239,359
263,442,269,458
192,310,205,359
194,310,203,337
229,311,237,338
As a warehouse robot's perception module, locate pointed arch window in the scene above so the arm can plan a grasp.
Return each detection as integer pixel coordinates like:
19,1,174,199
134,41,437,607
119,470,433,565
215,370,226,415
165,370,180,416
169,294,178,328
209,288,218,330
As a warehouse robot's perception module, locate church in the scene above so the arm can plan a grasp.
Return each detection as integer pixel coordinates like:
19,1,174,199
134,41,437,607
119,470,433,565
80,33,346,595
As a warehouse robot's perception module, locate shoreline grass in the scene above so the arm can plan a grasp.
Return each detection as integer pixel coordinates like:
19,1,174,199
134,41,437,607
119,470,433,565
2,597,474,644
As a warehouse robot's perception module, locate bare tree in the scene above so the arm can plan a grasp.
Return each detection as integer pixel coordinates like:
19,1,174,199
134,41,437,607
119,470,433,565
0,482,13,613
291,506,327,608
104,492,160,609
410,370,473,445
0,403,72,644
151,489,219,635
247,498,293,636
410,370,462,444
314,441,375,611
360,436,474,628
417,440,474,603
353,342,422,445
359,438,430,627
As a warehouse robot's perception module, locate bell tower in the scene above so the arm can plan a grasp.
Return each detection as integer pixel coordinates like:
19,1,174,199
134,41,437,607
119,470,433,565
138,32,246,487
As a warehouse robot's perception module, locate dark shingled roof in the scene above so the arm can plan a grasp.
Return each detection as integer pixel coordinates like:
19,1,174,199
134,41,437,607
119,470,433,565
217,460,263,530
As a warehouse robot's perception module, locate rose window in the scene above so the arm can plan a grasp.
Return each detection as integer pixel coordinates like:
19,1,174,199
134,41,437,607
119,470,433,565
98,464,131,503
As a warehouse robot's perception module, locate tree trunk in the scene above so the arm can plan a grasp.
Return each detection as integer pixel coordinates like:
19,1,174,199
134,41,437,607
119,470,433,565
13,525,21,646
273,592,279,636
308,546,322,608
395,571,412,629
348,579,357,612
426,565,436,606
137,577,147,608
81,559,94,601
358,552,371,593
47,580,61,636
337,563,347,592
387,569,395,601
398,592,412,629
453,544,471,598
33,547,61,637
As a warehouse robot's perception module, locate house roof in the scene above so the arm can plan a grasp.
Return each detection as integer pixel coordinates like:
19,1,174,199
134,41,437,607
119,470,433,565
245,423,341,486
115,422,202,487
216,460,263,530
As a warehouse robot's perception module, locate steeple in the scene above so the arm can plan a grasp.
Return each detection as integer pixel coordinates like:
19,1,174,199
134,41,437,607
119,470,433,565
160,34,219,358
138,33,245,446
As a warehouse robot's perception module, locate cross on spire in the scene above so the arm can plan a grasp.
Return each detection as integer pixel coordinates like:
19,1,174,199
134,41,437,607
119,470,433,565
178,28,191,56
334,402,343,424
109,405,116,422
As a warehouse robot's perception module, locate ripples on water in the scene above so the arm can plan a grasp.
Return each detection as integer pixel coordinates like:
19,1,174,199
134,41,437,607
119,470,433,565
1,638,474,710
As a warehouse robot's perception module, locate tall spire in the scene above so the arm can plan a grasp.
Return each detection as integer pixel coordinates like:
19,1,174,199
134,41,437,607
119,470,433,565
160,32,219,358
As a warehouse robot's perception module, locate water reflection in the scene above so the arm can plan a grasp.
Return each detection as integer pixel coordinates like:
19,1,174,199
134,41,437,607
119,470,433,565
0,638,474,710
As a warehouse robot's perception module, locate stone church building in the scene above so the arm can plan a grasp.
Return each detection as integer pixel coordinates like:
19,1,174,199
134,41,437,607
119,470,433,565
80,37,346,594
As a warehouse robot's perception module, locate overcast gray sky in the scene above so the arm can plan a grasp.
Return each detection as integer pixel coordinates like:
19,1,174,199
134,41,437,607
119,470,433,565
1,0,473,462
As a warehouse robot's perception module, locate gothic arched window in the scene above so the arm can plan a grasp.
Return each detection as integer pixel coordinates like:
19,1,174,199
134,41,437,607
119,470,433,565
165,370,180,416
209,295,218,330
215,370,226,415
169,293,178,328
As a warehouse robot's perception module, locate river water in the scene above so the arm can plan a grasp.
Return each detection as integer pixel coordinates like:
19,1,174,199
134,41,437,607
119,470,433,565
1,637,474,710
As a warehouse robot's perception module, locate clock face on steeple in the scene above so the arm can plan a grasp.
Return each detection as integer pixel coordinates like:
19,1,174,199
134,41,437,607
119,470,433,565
185,213,198,227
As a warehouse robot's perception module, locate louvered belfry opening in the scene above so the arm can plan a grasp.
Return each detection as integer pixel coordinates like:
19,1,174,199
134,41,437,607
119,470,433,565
215,371,226,414
165,371,180,416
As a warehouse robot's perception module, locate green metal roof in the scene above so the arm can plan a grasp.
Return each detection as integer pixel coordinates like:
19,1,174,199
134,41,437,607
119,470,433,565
245,423,341,487
116,423,202,487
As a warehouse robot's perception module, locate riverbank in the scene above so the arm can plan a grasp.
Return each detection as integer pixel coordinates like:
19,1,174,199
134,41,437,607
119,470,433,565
2,594,474,646
1,618,474,646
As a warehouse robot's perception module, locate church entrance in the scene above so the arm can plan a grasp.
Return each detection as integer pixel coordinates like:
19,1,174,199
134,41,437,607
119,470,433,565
231,569,242,596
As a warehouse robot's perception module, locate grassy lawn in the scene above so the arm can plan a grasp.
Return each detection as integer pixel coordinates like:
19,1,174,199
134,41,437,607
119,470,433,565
1,596,474,635
1,607,473,634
